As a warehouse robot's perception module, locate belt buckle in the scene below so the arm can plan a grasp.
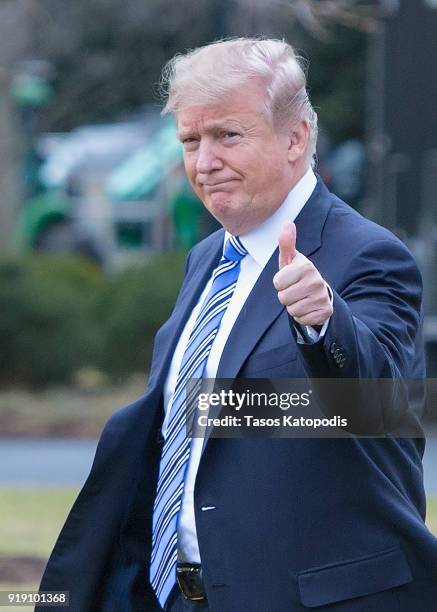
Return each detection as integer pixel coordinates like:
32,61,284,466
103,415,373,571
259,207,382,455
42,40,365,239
176,563,207,602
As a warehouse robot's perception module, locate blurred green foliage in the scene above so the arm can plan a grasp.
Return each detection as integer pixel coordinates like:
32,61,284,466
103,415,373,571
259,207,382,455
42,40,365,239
0,253,186,386
300,25,366,144
96,253,186,378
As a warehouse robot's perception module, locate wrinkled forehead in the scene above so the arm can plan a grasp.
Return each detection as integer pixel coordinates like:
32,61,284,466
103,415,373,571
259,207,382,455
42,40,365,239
176,100,268,140
174,83,270,134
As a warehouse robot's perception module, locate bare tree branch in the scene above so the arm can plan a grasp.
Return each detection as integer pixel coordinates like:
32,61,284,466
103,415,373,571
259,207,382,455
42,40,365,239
282,0,377,36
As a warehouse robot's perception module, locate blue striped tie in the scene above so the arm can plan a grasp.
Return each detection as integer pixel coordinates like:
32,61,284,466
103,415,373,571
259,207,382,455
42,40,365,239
150,235,247,608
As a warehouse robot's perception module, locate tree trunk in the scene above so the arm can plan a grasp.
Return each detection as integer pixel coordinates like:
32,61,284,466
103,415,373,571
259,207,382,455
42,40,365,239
0,0,28,253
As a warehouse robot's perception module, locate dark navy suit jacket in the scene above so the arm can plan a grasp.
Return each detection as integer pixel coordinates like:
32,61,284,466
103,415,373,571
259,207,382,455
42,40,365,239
38,178,437,611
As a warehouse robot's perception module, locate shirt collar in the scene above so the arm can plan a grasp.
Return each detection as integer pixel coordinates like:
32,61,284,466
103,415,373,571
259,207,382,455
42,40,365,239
224,167,317,268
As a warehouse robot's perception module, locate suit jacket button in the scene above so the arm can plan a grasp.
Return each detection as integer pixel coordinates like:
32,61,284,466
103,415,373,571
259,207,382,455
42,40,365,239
330,341,337,355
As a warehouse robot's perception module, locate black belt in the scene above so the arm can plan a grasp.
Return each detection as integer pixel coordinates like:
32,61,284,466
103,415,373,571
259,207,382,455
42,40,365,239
176,563,207,602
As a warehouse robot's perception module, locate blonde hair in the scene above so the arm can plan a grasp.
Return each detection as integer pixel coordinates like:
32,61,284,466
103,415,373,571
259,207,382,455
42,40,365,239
160,37,318,163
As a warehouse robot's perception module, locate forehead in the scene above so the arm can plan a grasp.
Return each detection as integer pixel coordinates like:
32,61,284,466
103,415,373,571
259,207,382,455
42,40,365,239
176,89,267,136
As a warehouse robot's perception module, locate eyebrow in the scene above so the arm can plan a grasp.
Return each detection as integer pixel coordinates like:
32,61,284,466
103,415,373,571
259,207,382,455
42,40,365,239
177,129,196,140
177,119,244,140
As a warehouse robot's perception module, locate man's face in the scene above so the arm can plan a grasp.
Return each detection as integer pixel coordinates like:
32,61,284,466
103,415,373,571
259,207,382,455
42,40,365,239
176,85,301,235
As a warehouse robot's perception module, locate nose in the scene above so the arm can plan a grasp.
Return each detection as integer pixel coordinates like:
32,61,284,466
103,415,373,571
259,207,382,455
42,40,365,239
195,139,223,178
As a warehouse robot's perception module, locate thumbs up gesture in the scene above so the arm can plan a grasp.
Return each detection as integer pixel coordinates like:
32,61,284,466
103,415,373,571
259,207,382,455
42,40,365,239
273,222,333,327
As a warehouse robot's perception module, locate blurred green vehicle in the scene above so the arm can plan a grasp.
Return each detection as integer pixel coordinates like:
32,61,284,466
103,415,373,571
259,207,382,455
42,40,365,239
19,116,209,267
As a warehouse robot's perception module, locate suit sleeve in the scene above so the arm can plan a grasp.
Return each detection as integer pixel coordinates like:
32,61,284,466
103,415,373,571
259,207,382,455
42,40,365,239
296,238,422,380
293,238,424,434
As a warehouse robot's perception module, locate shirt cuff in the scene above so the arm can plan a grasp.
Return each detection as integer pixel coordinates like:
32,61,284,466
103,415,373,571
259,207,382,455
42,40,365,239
294,283,333,345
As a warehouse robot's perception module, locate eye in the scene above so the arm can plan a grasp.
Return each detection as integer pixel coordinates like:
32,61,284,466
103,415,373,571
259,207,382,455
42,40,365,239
182,137,199,151
223,131,240,140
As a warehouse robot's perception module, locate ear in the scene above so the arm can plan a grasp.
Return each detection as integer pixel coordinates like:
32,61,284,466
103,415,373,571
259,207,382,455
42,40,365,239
287,120,309,163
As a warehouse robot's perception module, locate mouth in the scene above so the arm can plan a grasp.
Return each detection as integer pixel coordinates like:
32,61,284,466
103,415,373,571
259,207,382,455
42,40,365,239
201,179,238,192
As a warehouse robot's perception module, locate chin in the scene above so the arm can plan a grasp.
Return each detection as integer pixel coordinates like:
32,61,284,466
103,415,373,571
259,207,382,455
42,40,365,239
207,198,234,223
205,196,252,235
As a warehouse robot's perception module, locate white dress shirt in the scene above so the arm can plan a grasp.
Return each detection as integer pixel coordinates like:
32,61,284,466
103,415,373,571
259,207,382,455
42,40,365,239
162,167,321,562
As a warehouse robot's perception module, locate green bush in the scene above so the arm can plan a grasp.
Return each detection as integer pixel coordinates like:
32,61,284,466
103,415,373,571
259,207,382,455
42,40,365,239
0,252,187,386
97,251,186,379
0,256,104,386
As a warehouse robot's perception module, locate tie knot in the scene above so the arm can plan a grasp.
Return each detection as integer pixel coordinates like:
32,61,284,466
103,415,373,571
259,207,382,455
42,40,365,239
223,235,247,262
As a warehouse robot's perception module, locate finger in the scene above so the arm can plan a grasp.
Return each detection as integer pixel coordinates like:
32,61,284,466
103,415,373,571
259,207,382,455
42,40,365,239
273,252,311,291
278,222,297,269
294,306,332,327
276,282,310,306
283,297,315,318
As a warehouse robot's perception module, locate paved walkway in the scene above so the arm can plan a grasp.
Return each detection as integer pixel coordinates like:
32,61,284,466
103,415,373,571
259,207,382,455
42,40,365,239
0,437,436,495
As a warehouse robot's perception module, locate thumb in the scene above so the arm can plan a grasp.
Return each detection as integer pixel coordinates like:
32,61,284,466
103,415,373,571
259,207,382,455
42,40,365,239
278,222,297,269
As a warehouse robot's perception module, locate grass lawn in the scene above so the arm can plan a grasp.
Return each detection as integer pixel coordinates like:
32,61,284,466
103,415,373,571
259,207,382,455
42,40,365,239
0,488,79,558
427,497,437,535
0,488,79,611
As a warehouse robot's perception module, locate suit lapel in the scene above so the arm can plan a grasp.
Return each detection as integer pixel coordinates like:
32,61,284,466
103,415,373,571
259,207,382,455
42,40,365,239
216,175,332,380
216,247,283,379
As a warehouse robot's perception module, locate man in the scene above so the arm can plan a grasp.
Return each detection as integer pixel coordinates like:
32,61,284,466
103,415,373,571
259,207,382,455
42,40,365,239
38,38,437,611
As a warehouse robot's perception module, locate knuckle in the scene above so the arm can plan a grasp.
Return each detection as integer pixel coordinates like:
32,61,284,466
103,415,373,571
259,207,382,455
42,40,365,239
273,271,283,290
317,292,328,307
292,305,303,317
287,307,297,318
277,291,287,305
303,260,314,273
